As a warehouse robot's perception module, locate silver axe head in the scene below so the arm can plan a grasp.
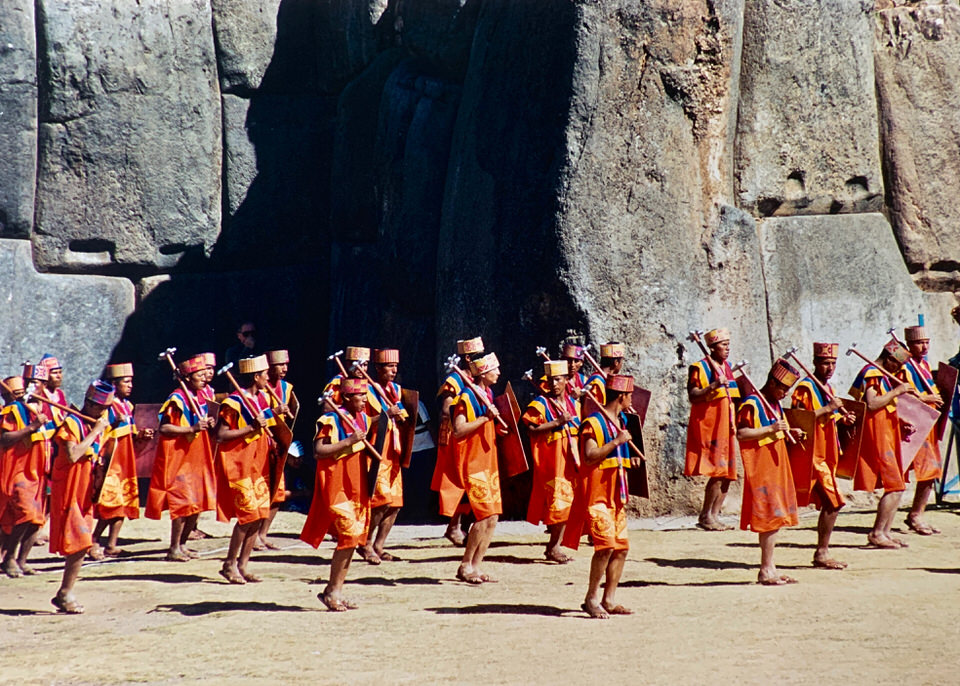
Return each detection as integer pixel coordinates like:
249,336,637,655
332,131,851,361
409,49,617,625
522,369,534,381
216,362,234,376
446,354,461,370
326,350,344,361
731,359,748,373
845,345,857,357
157,347,177,361
535,346,547,357
783,346,798,358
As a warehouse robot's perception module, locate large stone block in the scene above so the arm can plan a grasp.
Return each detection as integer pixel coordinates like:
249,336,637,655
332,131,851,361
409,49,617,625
0,239,134,404
875,0,960,288
736,0,883,217
436,0,761,514
212,0,283,93
759,213,956,388
0,0,37,238
393,0,479,80
33,0,222,274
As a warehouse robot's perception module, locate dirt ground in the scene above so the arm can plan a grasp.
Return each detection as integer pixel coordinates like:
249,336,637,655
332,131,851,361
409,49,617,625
2,505,959,686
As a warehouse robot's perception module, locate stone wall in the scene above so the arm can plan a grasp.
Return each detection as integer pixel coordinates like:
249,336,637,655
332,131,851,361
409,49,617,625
0,0,958,517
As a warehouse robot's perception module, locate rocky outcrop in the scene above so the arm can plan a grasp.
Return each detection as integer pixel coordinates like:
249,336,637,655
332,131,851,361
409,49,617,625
875,0,960,288
736,0,883,217
0,0,37,238
0,239,134,402
32,0,222,274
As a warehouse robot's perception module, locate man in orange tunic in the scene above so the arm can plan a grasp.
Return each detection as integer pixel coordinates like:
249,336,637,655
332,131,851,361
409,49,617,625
562,374,640,618
446,352,505,584
301,377,371,611
685,328,741,531
145,354,217,561
49,380,114,614
582,342,624,407
849,340,914,549
91,363,154,558
561,343,588,400
215,354,275,584
790,343,854,569
523,359,579,563
897,325,944,536
736,359,802,585
257,349,299,550
432,336,485,546
0,372,53,577
359,348,410,565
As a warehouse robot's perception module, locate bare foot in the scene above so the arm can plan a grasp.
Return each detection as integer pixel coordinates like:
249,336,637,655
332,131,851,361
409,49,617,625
904,515,937,536
358,547,381,565
812,557,847,570
601,602,634,615
582,601,610,619
51,592,84,614
263,539,282,551
18,562,36,576
2,559,22,578
444,528,466,547
866,534,899,550
103,546,125,557
319,591,348,612
758,574,798,585
165,550,191,562
218,567,246,585
252,540,267,552
87,545,106,561
376,551,401,562
183,547,201,559
545,549,573,564
456,567,483,584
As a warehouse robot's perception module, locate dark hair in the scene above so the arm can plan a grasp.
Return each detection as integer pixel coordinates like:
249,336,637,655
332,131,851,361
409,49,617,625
606,389,628,402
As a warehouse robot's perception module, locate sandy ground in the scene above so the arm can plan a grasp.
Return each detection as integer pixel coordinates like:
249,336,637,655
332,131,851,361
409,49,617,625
2,506,959,686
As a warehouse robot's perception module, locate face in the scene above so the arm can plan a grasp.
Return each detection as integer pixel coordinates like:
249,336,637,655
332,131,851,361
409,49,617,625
47,368,63,388
115,377,133,398
908,340,929,359
349,360,368,379
882,356,904,374
377,362,398,383
270,362,288,380
566,358,583,373
237,323,256,350
187,371,206,391
345,392,366,414
481,368,501,386
611,358,624,373
204,367,214,383
768,379,790,402
547,374,567,396
710,340,730,362
813,358,836,381
252,370,269,389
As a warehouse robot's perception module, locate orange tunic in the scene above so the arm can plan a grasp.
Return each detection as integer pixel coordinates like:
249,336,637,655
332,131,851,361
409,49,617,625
0,402,53,533
300,411,370,550
896,359,943,482
561,412,629,551
438,386,502,520
265,378,295,504
736,397,799,533
145,389,217,520
791,380,844,510
94,399,140,520
367,381,406,508
431,373,462,497
850,366,905,493
215,393,274,525
49,416,98,556
522,396,577,526
684,358,740,479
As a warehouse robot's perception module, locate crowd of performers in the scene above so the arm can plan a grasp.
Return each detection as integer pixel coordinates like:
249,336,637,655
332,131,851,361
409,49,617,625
0,320,953,618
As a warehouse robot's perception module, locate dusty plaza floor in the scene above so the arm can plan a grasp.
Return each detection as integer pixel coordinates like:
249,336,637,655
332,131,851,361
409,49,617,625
2,507,960,685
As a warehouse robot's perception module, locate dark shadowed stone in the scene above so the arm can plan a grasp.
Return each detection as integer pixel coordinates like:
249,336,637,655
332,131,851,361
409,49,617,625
32,0,221,274
0,239,134,403
736,0,883,217
759,213,956,386
0,0,37,238
393,0,479,80
875,1,960,289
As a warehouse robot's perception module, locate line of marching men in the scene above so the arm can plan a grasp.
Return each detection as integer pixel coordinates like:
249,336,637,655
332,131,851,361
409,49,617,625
0,323,952,617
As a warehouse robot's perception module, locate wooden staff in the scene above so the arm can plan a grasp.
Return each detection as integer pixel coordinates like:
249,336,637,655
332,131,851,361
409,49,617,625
887,328,939,397
845,344,917,391
157,347,204,418
216,362,268,420
737,364,798,445
522,369,581,467
583,392,644,459
783,346,856,422
581,344,605,375
317,391,383,461
0,377,42,422
445,355,509,430
326,350,350,379
262,384,294,425
21,386,99,425
350,361,406,418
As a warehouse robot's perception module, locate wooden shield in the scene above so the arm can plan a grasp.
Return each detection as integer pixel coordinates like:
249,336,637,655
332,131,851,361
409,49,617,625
835,399,866,480
493,381,529,477
735,373,759,400
133,403,162,479
629,387,652,425
785,408,817,503
897,394,941,474
268,417,293,499
399,388,419,468
288,389,300,430
205,400,220,427
935,363,958,441
582,394,647,498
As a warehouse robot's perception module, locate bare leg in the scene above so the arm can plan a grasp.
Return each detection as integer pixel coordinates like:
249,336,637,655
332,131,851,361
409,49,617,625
53,549,89,613
756,530,795,584
458,514,498,581
2,523,26,577
906,480,939,534
601,550,631,614
444,511,465,546
583,549,613,618
699,478,730,530
15,523,40,573
257,506,282,549
320,547,355,611
166,518,189,561
104,519,124,554
92,518,109,546
360,506,387,563
237,521,262,581
545,523,572,563
870,491,904,547
372,506,401,559
180,514,201,556
813,506,845,569
219,523,246,584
